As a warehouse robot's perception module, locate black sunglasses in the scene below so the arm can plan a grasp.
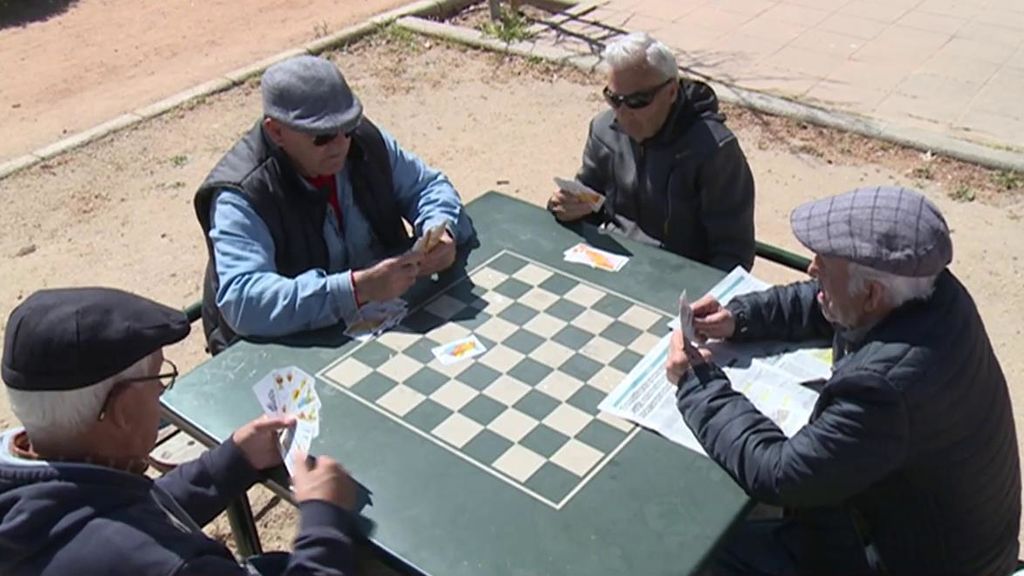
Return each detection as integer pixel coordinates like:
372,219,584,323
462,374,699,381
603,78,674,110
311,123,360,147
97,359,178,422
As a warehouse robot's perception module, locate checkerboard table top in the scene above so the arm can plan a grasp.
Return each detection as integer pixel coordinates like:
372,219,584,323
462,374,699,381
321,250,671,508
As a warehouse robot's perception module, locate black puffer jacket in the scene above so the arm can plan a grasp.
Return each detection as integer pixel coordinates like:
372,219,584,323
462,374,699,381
677,272,1020,575
576,79,755,272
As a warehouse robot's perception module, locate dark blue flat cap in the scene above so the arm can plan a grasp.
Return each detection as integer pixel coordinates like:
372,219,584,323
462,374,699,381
790,186,952,277
261,55,363,135
2,288,190,391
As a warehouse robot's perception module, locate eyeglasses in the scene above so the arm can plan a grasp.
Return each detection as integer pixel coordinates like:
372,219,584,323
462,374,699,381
97,359,178,422
311,123,359,147
603,78,674,110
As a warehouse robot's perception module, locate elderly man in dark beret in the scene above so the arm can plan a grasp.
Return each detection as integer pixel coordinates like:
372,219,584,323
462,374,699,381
0,288,360,575
196,55,475,354
666,186,1020,575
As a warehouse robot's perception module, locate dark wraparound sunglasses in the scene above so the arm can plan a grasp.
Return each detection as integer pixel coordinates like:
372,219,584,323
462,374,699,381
603,78,674,109
97,359,178,422
312,123,360,147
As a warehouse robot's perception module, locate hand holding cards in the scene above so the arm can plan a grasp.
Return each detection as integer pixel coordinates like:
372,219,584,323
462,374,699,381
554,177,605,212
412,222,447,254
252,366,321,476
344,298,407,341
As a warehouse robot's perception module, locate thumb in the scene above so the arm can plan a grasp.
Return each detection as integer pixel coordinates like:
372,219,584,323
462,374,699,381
252,413,296,433
691,296,721,316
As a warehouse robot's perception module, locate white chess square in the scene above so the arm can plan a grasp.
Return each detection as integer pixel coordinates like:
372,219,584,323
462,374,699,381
478,344,526,373
618,305,662,331
430,380,479,411
377,354,420,382
518,287,559,312
526,340,575,367
523,314,567,339
324,358,373,388
482,376,531,406
476,316,518,342
512,263,554,285
627,331,663,355
493,444,546,483
429,357,471,378
425,294,468,320
477,290,512,314
432,413,484,448
377,385,425,417
550,439,604,477
597,410,635,432
574,309,615,334
536,371,585,402
474,268,509,289
589,365,627,393
579,335,624,363
563,284,605,307
376,329,421,353
487,408,539,442
426,322,472,344
542,403,592,437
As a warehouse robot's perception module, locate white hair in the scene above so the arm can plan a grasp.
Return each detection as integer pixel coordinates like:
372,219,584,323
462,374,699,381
848,263,938,309
602,32,678,81
7,352,156,447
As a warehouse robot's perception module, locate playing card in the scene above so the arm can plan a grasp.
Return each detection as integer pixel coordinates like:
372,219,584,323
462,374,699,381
280,418,317,477
431,335,487,365
563,242,629,272
344,299,407,341
678,290,697,342
252,372,282,416
554,177,605,212
411,222,447,254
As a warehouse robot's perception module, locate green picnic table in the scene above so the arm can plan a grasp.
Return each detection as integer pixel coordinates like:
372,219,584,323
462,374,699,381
161,191,751,576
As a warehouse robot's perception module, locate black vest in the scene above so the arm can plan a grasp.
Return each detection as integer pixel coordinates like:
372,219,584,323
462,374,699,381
194,120,409,354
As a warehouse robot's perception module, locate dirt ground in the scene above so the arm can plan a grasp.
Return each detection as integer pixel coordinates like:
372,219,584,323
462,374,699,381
2,30,1023,562
0,0,414,164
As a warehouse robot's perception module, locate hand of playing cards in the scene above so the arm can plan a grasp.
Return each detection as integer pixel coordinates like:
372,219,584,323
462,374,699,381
563,242,629,272
677,290,703,360
554,177,605,212
411,222,447,254
252,366,321,476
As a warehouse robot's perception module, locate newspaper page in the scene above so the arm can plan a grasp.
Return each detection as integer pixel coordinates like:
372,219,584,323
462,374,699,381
599,267,831,456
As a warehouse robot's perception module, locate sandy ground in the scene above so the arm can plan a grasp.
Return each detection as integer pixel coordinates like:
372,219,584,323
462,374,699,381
0,0,414,164
1,31,1023,562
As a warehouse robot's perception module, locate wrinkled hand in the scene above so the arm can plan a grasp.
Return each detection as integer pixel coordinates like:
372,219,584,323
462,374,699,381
353,251,423,304
548,189,593,222
292,452,357,511
231,414,296,471
665,328,713,386
419,230,456,277
691,295,736,342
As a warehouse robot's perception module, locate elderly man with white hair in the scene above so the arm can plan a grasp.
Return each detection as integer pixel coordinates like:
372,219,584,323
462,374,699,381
548,32,755,272
0,287,361,575
666,186,1020,575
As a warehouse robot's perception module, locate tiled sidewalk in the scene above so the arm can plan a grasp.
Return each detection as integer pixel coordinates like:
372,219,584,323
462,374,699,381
546,0,1024,152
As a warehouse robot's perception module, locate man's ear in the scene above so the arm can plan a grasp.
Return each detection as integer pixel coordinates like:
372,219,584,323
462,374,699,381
263,117,286,146
103,383,136,431
864,280,886,314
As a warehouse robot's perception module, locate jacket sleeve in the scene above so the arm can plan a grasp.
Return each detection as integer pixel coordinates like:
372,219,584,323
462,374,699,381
569,119,611,226
695,138,756,271
727,280,835,343
676,362,909,507
154,438,261,528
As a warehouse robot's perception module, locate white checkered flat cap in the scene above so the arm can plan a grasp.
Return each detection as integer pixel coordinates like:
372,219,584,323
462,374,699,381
790,186,952,277
261,55,363,135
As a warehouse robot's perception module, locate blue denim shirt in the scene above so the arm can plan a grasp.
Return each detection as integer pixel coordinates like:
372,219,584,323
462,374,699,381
209,128,472,338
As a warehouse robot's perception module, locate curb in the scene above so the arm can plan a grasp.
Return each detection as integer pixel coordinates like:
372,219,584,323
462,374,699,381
396,16,1024,174
0,0,476,182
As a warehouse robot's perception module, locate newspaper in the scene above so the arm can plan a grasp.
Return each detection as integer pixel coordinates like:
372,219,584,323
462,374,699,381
598,267,831,456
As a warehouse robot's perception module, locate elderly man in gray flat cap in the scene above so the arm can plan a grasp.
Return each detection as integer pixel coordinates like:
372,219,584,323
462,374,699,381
195,55,475,354
665,186,1019,576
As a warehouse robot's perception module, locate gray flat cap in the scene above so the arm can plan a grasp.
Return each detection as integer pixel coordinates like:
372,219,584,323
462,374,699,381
790,186,952,277
261,55,363,135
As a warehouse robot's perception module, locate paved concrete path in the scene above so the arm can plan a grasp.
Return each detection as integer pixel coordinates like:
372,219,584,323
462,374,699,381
554,0,1023,153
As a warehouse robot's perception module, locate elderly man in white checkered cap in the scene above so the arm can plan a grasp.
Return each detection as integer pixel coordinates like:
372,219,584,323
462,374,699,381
665,186,1019,576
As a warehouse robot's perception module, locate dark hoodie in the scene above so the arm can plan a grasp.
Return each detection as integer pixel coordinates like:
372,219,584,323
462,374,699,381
0,429,356,575
576,79,755,272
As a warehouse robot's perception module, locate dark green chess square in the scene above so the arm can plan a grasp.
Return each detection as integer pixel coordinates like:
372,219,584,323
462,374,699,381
498,302,539,325
404,398,453,433
405,366,448,395
560,354,604,382
351,341,394,369
566,385,606,414
494,277,532,300
488,252,529,275
601,321,643,346
610,349,643,373
504,328,545,355
455,363,502,391
403,310,446,334
446,280,479,303
525,462,578,503
546,299,585,321
350,372,397,402
461,429,513,465
520,424,570,458
593,293,633,318
539,274,576,296
507,357,553,386
450,307,491,330
402,338,440,364
514,390,560,420
460,395,506,426
576,419,628,453
473,334,498,351
552,325,595,349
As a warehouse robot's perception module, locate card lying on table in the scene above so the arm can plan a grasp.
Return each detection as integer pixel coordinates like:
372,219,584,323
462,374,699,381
563,242,629,272
252,366,321,476
431,335,487,365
